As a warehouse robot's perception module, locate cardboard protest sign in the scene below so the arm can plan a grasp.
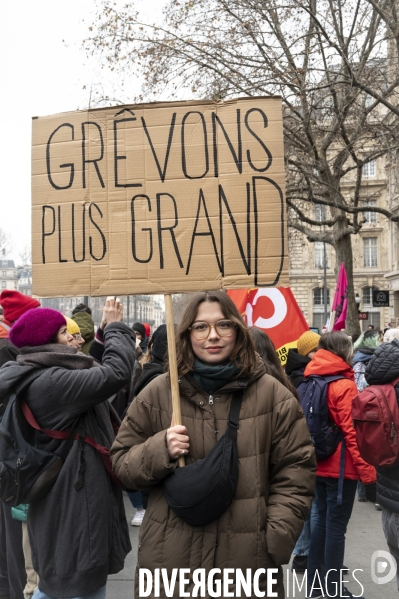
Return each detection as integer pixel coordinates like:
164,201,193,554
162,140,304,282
32,98,288,297
228,288,309,364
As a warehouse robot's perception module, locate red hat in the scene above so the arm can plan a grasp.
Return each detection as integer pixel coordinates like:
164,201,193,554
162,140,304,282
0,291,40,324
143,323,151,338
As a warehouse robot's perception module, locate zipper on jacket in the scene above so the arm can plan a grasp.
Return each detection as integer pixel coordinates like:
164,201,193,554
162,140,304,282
209,395,214,406
391,423,398,446
15,458,22,486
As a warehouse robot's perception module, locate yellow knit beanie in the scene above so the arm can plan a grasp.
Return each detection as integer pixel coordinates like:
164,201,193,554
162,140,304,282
297,331,321,356
65,316,80,336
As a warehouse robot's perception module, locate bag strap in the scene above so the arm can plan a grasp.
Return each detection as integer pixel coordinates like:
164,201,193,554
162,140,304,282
337,439,346,506
21,401,124,488
307,374,346,384
228,389,244,430
21,400,106,452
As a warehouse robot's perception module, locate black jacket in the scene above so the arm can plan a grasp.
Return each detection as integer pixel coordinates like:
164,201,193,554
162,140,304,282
134,360,165,397
89,327,140,418
285,350,311,388
0,322,135,597
0,338,19,367
365,340,399,512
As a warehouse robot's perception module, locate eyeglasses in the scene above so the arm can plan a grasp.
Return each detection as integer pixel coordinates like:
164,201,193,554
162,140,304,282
72,333,82,340
188,319,236,340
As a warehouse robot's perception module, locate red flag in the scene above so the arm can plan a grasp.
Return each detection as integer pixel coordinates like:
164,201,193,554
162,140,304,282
228,288,309,365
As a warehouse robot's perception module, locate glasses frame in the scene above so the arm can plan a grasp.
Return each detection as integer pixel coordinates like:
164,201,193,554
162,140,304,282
188,319,236,340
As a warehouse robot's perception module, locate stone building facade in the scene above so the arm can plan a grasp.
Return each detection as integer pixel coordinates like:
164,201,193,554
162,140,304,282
0,260,18,292
384,146,399,321
289,153,391,332
39,294,165,332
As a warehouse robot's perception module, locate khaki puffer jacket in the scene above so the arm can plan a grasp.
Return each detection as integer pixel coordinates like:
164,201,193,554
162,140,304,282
111,359,316,598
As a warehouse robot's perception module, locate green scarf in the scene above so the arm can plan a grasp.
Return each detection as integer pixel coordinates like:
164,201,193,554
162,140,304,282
191,358,241,394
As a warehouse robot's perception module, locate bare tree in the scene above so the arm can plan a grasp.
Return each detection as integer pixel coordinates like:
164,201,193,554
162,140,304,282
84,0,399,334
0,229,12,258
18,244,32,266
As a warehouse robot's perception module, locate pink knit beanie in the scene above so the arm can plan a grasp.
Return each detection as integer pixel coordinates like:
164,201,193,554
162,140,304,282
9,308,66,348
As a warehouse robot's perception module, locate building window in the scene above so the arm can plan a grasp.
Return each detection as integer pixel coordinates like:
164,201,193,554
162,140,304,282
313,287,330,306
313,288,330,331
363,160,376,178
362,286,379,306
314,205,327,222
363,200,377,224
2,271,5,278
314,242,329,269
361,312,381,330
363,237,378,267
1,282,6,289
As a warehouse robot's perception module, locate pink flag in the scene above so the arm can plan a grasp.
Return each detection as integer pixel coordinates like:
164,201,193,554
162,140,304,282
332,263,348,331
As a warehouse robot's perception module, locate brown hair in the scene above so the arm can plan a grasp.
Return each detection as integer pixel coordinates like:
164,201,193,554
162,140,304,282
142,336,154,364
318,331,353,364
249,328,299,399
175,291,257,376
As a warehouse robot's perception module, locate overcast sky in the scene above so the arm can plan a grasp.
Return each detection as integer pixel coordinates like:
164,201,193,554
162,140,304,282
0,0,162,263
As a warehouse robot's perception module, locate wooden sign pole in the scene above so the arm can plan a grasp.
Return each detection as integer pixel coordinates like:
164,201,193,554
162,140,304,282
164,294,185,468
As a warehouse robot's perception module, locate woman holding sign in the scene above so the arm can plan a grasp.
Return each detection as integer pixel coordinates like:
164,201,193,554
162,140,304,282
111,291,316,598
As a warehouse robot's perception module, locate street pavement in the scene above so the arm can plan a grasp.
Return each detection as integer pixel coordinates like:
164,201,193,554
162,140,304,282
108,495,397,598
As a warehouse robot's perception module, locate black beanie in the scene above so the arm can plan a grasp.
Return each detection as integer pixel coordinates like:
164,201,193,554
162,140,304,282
151,324,168,363
132,322,146,339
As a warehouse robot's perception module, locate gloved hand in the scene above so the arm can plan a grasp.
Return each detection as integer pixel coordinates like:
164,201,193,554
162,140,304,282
364,482,377,503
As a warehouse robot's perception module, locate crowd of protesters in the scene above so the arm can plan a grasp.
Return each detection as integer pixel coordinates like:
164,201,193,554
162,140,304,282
0,289,398,599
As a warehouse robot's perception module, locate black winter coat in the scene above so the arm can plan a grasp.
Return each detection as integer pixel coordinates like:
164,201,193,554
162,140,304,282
133,360,164,396
0,322,135,597
365,339,399,512
285,350,311,388
0,338,19,367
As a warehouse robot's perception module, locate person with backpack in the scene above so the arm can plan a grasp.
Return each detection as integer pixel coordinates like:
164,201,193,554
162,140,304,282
0,291,41,599
0,298,135,599
304,332,376,599
363,337,399,589
111,290,316,599
352,330,383,505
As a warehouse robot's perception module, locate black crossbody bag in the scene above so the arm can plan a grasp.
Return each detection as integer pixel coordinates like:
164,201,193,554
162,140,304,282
163,389,243,527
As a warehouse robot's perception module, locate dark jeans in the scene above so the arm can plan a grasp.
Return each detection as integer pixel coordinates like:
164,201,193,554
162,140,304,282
307,476,357,598
0,503,26,599
127,491,143,509
357,481,366,500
